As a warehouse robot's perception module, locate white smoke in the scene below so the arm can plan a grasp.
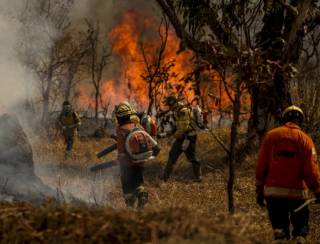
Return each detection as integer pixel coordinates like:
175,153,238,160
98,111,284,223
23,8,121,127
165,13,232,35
0,0,36,111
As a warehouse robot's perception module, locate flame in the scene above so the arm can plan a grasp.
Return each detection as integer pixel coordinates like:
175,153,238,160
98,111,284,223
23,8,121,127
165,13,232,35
78,10,250,116
78,10,195,110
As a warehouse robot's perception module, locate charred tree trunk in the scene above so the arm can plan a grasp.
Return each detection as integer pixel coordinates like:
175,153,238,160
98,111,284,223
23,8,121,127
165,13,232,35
247,0,312,143
95,87,100,123
147,80,154,115
228,80,241,214
42,57,54,133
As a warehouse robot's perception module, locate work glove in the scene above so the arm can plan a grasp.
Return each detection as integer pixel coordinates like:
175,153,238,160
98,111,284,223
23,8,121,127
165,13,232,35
157,132,167,139
256,186,265,207
181,138,190,151
315,192,320,204
152,145,161,157
256,193,265,207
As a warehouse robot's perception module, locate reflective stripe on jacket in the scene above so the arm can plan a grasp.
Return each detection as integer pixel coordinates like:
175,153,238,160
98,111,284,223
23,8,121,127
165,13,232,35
256,122,320,199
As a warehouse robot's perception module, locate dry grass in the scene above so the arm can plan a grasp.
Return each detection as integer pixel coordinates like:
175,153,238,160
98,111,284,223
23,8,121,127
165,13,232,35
1,130,318,243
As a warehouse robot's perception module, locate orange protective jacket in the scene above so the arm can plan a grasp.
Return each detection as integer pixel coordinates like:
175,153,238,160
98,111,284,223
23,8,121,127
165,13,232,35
256,122,320,200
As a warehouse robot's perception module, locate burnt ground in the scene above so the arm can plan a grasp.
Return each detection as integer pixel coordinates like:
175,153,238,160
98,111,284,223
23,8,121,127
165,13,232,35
4,130,317,243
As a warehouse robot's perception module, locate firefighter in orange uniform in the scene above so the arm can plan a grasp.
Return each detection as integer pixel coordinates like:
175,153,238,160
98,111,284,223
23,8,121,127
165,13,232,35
115,102,159,209
256,105,320,241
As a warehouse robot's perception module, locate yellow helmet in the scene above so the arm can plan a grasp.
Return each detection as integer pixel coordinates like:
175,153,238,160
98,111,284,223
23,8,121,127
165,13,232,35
129,114,140,124
282,105,304,121
115,102,136,118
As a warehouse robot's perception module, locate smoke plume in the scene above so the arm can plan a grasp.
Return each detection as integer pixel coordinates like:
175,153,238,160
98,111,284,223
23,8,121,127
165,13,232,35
0,0,36,112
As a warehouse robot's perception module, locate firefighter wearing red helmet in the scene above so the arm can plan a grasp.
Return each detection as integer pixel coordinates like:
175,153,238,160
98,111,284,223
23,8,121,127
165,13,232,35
256,105,320,241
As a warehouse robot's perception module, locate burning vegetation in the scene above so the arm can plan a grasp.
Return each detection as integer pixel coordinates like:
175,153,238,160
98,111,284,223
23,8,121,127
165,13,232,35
78,10,249,117
1,0,320,243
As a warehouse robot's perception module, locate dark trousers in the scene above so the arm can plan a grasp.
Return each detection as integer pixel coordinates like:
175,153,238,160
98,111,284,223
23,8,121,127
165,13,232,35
63,130,75,152
119,161,144,196
266,198,309,240
164,135,200,179
65,137,74,151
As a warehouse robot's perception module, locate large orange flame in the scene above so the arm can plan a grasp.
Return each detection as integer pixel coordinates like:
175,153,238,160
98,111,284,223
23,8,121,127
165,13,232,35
78,10,250,116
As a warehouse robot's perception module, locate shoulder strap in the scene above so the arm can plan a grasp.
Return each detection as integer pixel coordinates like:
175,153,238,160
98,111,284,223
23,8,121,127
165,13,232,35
124,126,142,139
72,112,78,121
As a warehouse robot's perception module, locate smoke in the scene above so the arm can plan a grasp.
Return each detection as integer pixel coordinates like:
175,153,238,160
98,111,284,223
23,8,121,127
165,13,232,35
0,0,162,204
0,0,36,112
69,0,159,28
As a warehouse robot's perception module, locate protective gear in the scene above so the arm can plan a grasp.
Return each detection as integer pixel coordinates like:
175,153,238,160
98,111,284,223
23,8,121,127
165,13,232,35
62,101,71,107
316,192,320,204
64,150,72,159
125,128,158,163
162,98,201,181
164,95,178,107
130,114,140,124
136,186,148,209
257,122,320,200
192,163,202,182
152,145,161,157
256,192,266,207
57,106,81,153
282,105,304,123
257,121,320,241
62,101,72,113
192,104,205,130
157,132,167,138
256,182,265,207
117,121,150,209
181,138,190,151
266,198,310,240
163,135,200,181
174,103,196,138
139,112,157,137
115,102,136,118
124,193,136,208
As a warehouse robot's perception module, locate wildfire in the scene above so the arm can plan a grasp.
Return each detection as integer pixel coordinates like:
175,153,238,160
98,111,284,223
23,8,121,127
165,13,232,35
78,10,195,110
78,10,250,116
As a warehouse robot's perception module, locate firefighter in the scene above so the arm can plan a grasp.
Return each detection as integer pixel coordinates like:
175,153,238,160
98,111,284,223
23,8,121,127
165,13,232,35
137,111,158,138
114,101,149,209
256,105,320,241
162,95,202,182
57,101,81,157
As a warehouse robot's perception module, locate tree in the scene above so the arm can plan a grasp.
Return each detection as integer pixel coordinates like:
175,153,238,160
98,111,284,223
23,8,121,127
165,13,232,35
20,0,76,130
154,0,320,213
85,20,112,123
155,0,320,138
140,16,170,115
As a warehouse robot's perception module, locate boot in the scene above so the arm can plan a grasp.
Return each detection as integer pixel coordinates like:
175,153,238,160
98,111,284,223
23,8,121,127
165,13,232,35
64,150,72,159
192,164,202,182
137,191,148,210
124,194,136,208
273,229,289,240
162,164,173,182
